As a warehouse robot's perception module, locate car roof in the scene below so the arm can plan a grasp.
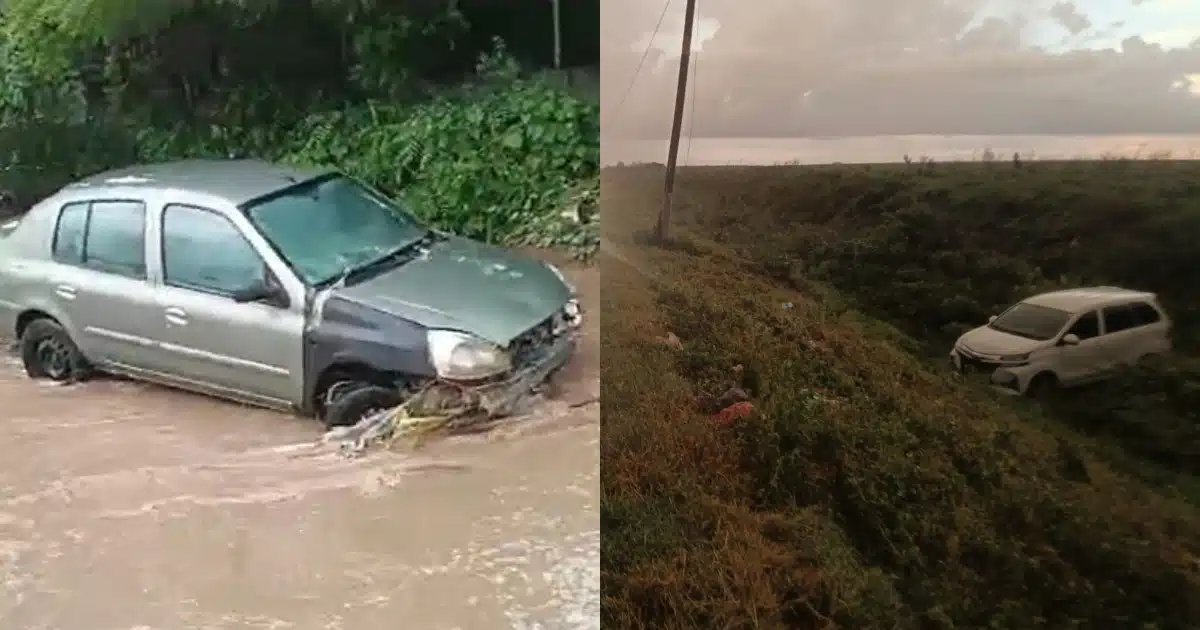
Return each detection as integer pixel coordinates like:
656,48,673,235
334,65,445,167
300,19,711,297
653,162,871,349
63,159,335,206
1022,286,1156,312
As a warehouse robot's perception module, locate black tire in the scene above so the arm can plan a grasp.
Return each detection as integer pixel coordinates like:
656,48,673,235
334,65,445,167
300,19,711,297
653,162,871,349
322,384,404,428
20,318,90,382
1026,372,1057,400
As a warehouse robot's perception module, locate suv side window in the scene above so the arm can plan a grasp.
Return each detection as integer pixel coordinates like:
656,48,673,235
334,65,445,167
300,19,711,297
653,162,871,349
1102,304,1138,334
51,200,147,278
162,204,264,296
1066,311,1100,340
1129,302,1162,327
52,202,89,264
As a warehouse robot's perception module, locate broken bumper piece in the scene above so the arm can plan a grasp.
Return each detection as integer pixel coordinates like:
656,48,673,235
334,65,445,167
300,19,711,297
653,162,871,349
433,333,578,417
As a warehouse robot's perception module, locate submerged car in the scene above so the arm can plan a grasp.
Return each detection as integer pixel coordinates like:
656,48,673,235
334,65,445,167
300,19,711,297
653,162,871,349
949,286,1171,397
0,160,582,426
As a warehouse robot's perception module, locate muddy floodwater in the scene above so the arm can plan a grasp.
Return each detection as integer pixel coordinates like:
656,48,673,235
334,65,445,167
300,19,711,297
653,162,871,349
0,258,599,630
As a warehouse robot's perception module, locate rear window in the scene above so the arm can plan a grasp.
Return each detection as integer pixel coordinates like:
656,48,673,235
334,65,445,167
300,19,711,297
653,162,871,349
1129,301,1162,326
51,199,147,278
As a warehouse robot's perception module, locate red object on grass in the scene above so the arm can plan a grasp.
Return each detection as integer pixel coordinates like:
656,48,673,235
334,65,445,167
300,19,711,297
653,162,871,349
713,401,755,427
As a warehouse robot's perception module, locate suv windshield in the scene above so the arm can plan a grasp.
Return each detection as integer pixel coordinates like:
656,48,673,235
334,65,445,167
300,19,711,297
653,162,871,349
243,175,426,285
989,302,1071,341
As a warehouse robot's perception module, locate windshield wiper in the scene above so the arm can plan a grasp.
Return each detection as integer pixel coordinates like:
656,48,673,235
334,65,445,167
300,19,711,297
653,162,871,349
319,231,437,288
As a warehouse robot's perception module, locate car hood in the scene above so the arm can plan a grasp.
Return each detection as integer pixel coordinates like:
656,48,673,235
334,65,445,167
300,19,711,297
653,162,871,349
331,235,573,346
958,326,1044,356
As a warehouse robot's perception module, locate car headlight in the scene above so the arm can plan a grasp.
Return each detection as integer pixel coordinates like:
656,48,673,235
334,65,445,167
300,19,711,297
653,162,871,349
426,330,511,380
545,262,575,293
999,353,1029,363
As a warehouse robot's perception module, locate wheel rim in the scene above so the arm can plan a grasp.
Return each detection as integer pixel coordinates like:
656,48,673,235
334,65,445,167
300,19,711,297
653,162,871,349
35,338,71,379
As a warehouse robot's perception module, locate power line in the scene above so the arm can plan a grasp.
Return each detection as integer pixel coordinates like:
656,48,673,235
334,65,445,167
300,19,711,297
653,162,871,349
682,32,700,167
604,0,673,127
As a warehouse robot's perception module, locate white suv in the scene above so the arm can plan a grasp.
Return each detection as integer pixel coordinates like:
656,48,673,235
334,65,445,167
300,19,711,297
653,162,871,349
949,287,1172,396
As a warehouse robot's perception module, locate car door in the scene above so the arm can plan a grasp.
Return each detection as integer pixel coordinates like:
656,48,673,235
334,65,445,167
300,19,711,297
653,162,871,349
153,203,305,407
1054,310,1104,384
46,199,164,370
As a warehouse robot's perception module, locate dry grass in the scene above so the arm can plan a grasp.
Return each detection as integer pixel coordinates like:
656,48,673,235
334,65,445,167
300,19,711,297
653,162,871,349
600,164,1200,629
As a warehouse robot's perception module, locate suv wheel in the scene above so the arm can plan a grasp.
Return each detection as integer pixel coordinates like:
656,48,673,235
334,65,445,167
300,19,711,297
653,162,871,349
1026,372,1058,400
323,384,404,428
20,319,91,382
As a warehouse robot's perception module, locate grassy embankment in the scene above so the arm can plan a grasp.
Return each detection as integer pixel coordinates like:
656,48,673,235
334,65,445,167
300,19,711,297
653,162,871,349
600,161,1200,629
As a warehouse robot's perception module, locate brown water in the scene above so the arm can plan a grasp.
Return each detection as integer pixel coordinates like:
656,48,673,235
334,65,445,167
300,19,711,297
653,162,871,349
0,259,599,630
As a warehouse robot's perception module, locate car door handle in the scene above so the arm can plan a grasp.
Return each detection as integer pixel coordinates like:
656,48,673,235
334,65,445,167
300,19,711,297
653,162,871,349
54,285,76,300
164,306,188,326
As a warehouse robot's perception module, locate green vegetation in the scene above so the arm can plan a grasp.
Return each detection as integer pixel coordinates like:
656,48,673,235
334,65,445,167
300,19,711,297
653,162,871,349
601,163,1200,629
0,0,599,259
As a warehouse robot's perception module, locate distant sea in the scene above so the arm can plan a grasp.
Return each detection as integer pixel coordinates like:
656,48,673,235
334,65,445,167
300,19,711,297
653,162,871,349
601,134,1200,166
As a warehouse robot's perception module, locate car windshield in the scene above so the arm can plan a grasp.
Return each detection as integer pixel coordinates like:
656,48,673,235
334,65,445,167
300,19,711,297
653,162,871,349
989,302,1072,341
243,175,427,285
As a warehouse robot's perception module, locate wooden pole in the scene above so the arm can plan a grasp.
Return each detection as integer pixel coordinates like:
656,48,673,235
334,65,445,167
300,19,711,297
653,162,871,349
551,0,563,70
655,0,697,244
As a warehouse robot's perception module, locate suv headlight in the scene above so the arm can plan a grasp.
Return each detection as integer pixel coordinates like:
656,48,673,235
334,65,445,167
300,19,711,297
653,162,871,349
426,330,511,380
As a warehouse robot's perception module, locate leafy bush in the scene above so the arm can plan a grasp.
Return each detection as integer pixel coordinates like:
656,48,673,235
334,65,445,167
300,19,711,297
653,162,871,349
0,69,599,260
280,79,599,256
0,3,599,259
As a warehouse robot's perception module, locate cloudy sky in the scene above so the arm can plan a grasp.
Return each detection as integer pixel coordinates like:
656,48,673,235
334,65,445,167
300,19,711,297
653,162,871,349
600,0,1200,137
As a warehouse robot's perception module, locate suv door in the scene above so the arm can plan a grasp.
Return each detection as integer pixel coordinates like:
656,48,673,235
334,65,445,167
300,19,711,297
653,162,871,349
47,199,163,369
1055,310,1104,385
153,203,304,407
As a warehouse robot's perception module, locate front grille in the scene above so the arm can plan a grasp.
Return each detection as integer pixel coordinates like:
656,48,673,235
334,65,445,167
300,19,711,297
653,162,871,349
509,310,570,369
957,347,1003,374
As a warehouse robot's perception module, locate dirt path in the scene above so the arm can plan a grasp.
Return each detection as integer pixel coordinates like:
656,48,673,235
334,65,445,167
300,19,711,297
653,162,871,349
0,258,598,630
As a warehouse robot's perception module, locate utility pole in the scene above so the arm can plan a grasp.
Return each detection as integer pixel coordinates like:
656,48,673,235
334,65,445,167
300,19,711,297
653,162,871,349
655,0,697,244
551,0,562,71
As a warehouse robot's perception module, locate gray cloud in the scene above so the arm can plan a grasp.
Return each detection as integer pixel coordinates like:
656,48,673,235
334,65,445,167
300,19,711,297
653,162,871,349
1049,2,1091,35
601,0,1200,138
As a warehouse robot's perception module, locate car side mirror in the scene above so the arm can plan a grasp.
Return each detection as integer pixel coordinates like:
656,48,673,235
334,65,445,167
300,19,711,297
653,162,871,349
988,315,998,323
232,280,290,308
1061,333,1080,346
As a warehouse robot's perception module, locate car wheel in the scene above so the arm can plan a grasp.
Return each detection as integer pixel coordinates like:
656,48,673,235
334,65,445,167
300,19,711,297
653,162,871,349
1026,373,1057,400
20,319,91,382
322,384,404,428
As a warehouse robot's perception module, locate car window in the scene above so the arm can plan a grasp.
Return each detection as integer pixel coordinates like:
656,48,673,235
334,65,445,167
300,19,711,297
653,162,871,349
1066,311,1100,339
1102,304,1138,334
52,202,89,264
162,204,264,295
1129,302,1162,326
59,196,147,274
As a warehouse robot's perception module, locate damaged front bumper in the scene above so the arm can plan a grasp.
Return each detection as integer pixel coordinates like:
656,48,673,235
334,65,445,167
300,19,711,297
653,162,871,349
950,349,1026,396
425,331,579,417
